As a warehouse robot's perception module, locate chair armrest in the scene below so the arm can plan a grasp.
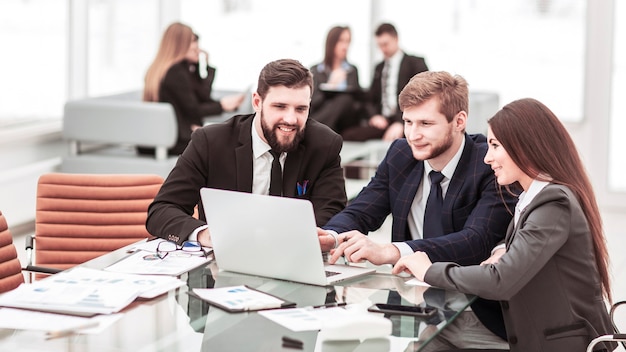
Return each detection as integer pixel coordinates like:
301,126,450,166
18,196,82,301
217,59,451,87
586,334,626,352
23,234,62,281
24,234,34,268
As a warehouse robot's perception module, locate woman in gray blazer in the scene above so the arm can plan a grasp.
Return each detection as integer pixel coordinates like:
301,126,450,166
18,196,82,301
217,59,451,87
393,98,616,352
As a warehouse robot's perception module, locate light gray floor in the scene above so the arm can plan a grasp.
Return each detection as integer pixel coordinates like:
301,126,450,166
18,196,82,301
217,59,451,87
10,211,626,350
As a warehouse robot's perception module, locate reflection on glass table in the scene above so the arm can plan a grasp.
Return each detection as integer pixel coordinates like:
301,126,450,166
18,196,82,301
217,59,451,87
190,260,476,351
0,244,476,352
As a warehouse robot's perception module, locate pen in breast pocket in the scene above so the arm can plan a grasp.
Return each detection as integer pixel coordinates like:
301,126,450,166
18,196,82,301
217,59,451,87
297,180,309,196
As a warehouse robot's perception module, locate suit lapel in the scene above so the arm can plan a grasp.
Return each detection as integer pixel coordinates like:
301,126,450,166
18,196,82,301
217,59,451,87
235,116,254,192
505,221,516,249
443,135,473,232
396,54,409,92
506,207,527,249
393,162,423,237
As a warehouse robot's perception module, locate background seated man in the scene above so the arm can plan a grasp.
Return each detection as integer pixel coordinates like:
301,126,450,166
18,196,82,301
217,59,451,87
342,22,429,142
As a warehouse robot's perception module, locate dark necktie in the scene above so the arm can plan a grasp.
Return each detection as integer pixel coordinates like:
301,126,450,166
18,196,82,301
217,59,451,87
381,60,391,115
423,171,445,238
268,150,282,196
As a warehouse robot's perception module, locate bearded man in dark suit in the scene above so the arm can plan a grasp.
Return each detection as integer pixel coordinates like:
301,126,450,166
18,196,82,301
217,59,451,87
146,59,347,247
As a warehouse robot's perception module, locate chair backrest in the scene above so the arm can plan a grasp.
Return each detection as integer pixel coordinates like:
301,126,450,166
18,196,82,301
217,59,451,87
34,173,164,270
0,211,25,293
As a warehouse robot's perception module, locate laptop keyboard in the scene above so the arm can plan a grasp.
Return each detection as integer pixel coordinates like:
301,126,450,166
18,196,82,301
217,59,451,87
325,270,340,277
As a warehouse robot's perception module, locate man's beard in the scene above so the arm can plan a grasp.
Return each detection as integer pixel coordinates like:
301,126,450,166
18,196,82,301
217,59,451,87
260,110,305,153
415,124,454,161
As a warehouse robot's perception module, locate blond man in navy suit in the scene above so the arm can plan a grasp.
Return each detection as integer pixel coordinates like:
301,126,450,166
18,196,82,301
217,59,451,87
319,71,516,346
394,98,615,351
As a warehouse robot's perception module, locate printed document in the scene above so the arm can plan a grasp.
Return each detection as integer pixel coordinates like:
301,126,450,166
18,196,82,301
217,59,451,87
0,267,185,316
105,249,212,276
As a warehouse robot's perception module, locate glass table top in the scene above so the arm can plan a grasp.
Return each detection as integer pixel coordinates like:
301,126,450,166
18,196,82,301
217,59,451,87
0,245,476,352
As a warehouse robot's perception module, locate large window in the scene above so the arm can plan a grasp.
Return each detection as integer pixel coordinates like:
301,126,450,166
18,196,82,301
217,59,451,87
0,0,67,123
181,0,586,122
377,0,586,122
0,0,622,203
0,0,587,124
0,0,160,124
610,0,625,191
87,0,160,96
180,0,373,91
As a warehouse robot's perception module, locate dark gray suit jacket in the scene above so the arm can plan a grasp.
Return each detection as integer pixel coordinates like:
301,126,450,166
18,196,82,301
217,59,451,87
426,184,616,352
146,114,347,244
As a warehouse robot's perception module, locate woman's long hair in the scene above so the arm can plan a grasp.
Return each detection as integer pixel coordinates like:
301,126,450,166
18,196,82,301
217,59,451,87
488,98,612,302
323,26,349,71
143,22,194,102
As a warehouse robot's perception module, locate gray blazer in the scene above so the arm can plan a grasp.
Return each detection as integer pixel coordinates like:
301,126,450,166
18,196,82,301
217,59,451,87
425,184,615,352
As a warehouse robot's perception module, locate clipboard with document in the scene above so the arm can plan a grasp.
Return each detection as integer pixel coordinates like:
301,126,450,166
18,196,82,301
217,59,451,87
189,285,296,313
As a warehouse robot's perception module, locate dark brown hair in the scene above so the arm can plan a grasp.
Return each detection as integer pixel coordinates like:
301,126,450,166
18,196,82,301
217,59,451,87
488,97,611,302
375,23,398,37
256,59,313,99
323,26,350,70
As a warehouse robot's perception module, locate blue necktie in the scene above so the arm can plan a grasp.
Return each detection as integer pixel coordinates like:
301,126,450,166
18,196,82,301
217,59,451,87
268,150,282,196
423,171,445,238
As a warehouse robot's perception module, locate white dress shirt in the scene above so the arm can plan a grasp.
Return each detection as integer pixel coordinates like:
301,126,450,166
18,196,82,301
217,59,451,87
489,179,550,255
514,179,550,227
251,114,286,195
394,136,466,257
381,50,404,117
190,113,285,241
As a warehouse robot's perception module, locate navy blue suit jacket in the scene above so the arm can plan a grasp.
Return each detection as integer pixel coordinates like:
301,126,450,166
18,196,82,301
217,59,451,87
324,133,516,266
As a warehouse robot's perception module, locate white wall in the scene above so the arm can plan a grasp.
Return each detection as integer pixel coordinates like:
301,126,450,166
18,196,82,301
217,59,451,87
0,126,65,228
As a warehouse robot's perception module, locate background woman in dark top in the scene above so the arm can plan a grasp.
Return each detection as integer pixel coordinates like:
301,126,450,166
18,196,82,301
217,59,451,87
309,26,362,134
142,22,244,155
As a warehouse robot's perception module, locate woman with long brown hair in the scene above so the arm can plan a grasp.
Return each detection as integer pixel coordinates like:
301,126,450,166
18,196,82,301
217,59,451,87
393,98,616,351
142,22,243,155
309,26,362,134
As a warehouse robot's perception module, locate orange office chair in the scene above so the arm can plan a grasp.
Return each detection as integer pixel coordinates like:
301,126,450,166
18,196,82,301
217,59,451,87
25,173,164,277
0,210,25,293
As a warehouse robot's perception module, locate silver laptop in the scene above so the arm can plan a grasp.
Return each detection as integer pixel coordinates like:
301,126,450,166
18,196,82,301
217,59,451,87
200,188,375,286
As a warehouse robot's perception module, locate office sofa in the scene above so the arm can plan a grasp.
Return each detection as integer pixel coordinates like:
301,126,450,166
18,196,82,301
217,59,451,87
60,91,179,178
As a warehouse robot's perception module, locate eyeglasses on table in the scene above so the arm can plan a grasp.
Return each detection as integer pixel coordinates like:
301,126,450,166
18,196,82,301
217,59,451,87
156,240,209,259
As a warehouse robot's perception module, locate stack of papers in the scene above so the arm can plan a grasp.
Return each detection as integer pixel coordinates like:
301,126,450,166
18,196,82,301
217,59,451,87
105,239,213,276
0,267,185,316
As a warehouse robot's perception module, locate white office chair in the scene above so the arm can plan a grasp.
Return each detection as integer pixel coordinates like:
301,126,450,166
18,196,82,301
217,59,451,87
586,300,626,352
